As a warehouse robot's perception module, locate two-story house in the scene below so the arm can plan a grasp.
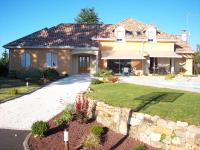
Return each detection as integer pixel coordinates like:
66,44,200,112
4,18,194,75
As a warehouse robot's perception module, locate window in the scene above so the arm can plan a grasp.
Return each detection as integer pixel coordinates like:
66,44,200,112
21,52,31,68
146,27,157,43
114,26,125,42
46,52,58,67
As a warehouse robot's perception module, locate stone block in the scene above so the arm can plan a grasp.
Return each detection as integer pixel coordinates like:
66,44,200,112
176,121,188,128
129,117,142,126
150,132,161,142
119,119,128,135
172,137,181,145
151,115,160,123
157,118,168,127
154,126,172,136
135,112,144,120
167,121,177,130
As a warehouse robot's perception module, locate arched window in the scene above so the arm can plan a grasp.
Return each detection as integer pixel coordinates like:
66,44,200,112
114,26,125,42
46,52,58,67
21,52,31,68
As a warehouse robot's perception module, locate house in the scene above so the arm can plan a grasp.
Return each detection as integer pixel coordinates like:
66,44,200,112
3,18,194,76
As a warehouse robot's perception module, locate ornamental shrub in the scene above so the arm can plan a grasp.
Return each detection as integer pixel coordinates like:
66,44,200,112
43,68,59,81
107,75,119,83
10,88,18,95
82,133,99,150
90,125,104,137
54,111,73,126
133,145,147,150
91,79,103,85
31,121,49,137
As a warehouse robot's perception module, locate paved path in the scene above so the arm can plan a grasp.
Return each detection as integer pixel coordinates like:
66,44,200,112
0,74,91,130
120,76,200,93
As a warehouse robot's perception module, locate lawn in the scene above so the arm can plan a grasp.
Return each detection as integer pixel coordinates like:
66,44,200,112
0,77,41,102
89,83,200,125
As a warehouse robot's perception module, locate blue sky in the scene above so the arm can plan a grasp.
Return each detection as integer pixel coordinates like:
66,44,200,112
0,0,200,55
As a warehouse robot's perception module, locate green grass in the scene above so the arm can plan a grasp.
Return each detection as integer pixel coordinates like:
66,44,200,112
88,83,200,125
0,77,41,101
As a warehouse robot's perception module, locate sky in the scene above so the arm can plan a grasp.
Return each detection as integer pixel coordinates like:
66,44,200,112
0,0,200,55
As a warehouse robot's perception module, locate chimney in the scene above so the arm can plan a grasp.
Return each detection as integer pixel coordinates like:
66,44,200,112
181,30,188,42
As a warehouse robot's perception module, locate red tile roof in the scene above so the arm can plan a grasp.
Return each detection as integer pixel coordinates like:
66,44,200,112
3,18,193,54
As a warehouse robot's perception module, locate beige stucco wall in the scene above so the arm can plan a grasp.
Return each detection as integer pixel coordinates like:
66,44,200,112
185,58,193,75
99,41,174,53
174,58,186,74
9,48,71,75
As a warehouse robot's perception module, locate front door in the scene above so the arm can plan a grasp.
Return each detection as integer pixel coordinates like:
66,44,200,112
79,56,90,73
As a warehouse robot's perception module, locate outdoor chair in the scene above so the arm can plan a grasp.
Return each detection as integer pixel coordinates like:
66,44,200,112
123,67,130,76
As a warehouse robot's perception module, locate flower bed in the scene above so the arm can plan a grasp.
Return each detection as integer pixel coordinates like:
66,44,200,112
28,112,157,150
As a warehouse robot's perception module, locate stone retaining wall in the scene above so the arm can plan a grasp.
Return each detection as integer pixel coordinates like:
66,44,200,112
88,99,200,150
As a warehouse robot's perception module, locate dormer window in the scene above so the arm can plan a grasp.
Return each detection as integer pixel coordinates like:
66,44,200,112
146,27,157,43
114,26,125,42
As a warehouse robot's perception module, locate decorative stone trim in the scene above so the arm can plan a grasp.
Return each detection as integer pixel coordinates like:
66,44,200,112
23,132,32,150
88,99,200,150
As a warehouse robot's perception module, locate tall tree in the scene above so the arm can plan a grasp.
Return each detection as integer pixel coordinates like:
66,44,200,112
0,49,9,76
75,8,102,24
194,44,200,64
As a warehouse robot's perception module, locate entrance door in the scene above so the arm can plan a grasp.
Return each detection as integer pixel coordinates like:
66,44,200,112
79,56,90,73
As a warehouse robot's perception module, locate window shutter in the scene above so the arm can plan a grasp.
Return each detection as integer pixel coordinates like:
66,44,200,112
46,53,52,67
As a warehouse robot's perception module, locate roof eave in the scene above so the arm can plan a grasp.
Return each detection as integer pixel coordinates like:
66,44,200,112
4,45,99,51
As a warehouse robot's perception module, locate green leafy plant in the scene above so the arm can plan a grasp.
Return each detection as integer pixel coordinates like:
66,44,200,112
90,125,104,137
82,133,99,150
31,121,49,137
43,68,59,81
10,88,18,95
91,79,103,85
160,133,166,143
165,74,176,80
54,111,73,126
94,69,112,77
65,103,75,114
133,145,147,150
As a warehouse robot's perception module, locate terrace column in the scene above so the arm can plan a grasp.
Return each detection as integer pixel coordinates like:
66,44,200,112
171,58,175,73
96,51,99,73
145,58,150,74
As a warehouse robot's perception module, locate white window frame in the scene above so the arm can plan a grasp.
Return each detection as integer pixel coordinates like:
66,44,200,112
146,27,157,43
114,26,125,42
46,52,58,68
21,52,31,68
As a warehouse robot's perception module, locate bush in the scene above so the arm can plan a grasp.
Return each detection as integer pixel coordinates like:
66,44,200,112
90,125,104,137
31,121,49,137
43,68,59,81
15,68,42,81
91,79,103,85
8,70,17,78
82,133,99,150
94,69,112,77
165,74,176,80
133,145,147,150
65,103,75,114
10,88,18,95
107,75,119,83
54,111,73,126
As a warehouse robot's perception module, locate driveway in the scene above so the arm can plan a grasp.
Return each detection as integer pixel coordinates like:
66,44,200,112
0,74,91,130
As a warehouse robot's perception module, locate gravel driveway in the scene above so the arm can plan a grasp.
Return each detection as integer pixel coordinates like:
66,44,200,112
0,74,91,130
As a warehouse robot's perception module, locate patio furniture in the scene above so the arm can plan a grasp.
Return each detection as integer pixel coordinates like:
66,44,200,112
123,67,130,76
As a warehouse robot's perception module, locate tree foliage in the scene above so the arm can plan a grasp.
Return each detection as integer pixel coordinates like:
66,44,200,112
0,49,9,76
75,8,102,24
194,44,200,64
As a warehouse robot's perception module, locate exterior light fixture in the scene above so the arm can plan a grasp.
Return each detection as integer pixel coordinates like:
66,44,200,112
64,129,69,150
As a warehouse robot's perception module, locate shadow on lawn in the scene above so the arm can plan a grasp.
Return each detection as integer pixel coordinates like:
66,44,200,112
133,92,184,112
